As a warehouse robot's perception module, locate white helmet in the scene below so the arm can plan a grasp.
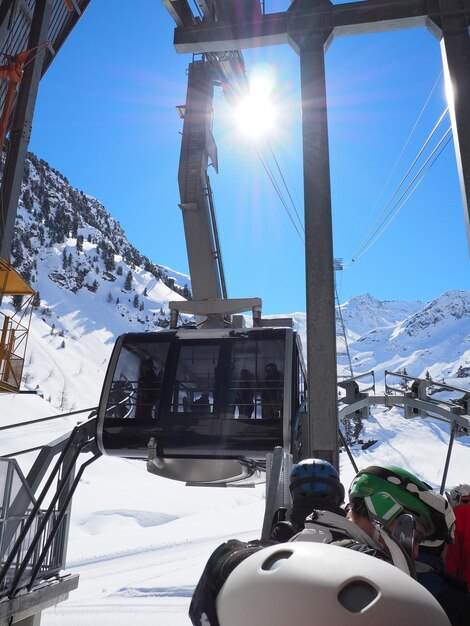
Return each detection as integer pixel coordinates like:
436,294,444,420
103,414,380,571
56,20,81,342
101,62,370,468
216,542,450,626
448,484,470,507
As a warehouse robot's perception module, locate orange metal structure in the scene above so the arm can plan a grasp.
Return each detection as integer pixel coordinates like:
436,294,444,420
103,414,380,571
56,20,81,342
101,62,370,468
0,259,35,392
0,43,49,152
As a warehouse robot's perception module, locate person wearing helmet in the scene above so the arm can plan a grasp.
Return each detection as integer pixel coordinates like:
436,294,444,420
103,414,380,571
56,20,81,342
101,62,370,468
292,464,455,576
417,539,470,626
447,484,470,508
445,483,470,588
216,542,450,626
188,464,454,626
270,458,345,542
347,465,455,559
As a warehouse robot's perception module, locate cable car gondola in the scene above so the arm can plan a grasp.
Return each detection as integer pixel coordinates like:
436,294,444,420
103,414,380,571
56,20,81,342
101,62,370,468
96,326,306,484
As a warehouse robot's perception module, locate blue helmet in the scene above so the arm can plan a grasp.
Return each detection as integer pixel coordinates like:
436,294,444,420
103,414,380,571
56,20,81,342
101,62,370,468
290,459,345,504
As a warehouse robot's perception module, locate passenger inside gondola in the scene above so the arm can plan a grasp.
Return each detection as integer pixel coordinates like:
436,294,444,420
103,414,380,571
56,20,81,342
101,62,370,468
109,374,134,418
191,392,212,413
236,368,255,418
262,362,283,419
135,357,162,418
219,361,236,418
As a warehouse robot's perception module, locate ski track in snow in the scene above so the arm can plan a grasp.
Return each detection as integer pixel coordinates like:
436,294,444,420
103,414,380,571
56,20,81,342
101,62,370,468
43,530,258,626
66,525,252,569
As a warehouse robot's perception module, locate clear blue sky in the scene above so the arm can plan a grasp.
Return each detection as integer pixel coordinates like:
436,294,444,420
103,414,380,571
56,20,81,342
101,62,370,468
28,0,469,315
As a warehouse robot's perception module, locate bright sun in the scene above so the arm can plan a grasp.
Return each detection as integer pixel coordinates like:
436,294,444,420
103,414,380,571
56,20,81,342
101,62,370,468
235,74,276,138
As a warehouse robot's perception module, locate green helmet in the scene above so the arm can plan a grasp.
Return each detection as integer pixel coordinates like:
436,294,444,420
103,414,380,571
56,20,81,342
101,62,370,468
349,465,455,542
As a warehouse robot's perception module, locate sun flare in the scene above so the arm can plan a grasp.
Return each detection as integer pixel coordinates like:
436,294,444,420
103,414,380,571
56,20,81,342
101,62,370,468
235,74,276,138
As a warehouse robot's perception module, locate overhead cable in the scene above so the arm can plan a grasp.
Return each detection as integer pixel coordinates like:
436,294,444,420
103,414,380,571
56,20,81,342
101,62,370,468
252,140,305,243
351,127,452,262
366,71,443,222
266,139,304,234
350,107,450,263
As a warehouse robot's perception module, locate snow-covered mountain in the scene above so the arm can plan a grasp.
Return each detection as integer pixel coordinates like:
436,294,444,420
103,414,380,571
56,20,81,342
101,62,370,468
338,292,423,338
345,290,470,385
3,153,192,410
2,152,469,410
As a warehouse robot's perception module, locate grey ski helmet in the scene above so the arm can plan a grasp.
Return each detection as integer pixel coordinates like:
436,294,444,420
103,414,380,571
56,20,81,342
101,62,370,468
216,542,450,625
448,484,470,507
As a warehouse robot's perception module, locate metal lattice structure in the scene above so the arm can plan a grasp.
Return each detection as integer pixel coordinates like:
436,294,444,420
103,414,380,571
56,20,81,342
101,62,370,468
0,417,99,623
0,259,35,392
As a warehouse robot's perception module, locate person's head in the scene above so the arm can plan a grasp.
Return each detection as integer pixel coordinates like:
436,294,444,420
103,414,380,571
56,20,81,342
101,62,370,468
447,483,470,507
266,363,278,374
348,465,455,544
289,458,345,510
215,542,449,626
142,358,153,372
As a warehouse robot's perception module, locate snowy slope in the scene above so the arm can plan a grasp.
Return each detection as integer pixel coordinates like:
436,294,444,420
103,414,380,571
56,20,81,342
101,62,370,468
22,267,184,410
1,393,468,626
2,286,469,625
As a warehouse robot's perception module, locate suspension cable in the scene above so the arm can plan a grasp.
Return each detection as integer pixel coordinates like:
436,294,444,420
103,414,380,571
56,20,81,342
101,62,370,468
352,129,452,262
350,109,450,263
365,71,443,223
266,139,304,233
253,141,305,243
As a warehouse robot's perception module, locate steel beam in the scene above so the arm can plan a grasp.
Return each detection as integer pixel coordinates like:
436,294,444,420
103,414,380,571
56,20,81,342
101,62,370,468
174,11,289,53
0,0,17,47
327,0,433,37
0,0,51,260
178,61,223,302
0,0,16,31
197,1,216,21
172,0,447,53
297,30,338,468
162,0,195,28
433,2,470,252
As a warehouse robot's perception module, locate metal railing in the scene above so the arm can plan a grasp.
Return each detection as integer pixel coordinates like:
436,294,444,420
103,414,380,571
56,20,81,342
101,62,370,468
337,370,470,491
0,458,67,596
0,508,66,595
0,417,100,599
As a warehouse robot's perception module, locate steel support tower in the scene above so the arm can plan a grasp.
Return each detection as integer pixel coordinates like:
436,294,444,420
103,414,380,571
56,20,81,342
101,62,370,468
164,0,470,469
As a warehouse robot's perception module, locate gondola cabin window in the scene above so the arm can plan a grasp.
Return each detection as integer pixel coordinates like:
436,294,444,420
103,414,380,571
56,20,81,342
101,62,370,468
230,338,285,420
106,340,170,419
171,344,218,413
169,337,285,419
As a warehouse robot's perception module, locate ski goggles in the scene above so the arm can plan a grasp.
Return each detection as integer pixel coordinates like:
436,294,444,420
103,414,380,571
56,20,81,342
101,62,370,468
364,492,419,529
